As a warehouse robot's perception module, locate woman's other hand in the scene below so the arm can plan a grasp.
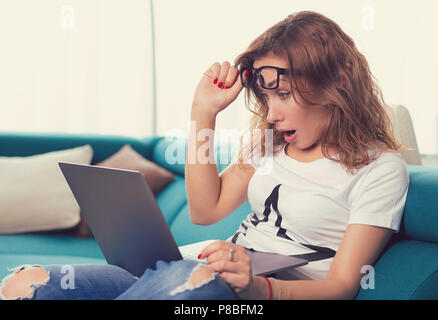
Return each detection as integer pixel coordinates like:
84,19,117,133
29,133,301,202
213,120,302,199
199,240,256,299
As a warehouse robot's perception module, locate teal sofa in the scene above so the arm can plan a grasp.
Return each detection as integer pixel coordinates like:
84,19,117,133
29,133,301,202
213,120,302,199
0,131,437,300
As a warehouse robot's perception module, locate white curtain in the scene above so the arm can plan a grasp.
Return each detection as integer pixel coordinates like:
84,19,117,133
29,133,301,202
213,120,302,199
0,0,153,137
154,0,438,155
1,0,437,155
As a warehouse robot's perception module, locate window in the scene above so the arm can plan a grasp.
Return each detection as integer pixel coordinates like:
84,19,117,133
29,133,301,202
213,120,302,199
1,0,437,155
155,0,438,154
0,0,153,137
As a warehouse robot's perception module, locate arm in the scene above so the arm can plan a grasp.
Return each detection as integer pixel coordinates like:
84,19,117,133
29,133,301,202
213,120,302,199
186,61,253,225
268,224,394,299
185,108,221,225
186,109,255,225
202,224,394,299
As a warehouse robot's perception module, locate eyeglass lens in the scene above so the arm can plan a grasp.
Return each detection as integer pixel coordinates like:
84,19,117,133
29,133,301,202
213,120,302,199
241,66,286,90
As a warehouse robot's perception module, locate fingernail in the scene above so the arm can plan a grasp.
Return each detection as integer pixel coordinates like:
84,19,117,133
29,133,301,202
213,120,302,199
213,78,218,84
225,85,230,89
218,82,223,88
197,254,202,259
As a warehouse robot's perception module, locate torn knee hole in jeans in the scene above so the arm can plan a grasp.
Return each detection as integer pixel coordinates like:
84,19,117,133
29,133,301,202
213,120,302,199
170,264,216,296
0,265,50,300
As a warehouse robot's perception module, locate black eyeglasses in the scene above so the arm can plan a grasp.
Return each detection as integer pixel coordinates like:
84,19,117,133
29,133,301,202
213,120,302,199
240,66,288,90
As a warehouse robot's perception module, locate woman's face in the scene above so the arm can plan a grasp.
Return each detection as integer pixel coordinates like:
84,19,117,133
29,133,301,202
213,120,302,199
253,54,330,153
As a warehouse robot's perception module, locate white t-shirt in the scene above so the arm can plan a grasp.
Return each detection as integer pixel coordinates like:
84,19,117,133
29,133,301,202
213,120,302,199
228,143,409,281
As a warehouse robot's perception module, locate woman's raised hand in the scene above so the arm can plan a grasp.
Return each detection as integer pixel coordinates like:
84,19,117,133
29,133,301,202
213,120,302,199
192,61,246,116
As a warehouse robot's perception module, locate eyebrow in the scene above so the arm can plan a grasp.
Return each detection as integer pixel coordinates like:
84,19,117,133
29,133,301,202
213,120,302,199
266,78,289,88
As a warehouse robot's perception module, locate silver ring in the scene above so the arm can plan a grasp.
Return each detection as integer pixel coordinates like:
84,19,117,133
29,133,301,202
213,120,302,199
229,248,235,261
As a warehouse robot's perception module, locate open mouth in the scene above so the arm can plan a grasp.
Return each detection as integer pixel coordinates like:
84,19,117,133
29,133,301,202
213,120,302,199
284,130,296,137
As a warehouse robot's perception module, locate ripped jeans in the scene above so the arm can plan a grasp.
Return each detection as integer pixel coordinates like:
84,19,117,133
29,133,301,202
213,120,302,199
0,260,238,300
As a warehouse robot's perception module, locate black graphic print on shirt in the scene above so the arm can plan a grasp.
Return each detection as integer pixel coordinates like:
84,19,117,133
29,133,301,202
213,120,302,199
231,184,291,242
231,184,336,261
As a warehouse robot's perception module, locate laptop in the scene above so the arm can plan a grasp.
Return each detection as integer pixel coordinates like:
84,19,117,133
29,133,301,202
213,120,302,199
58,162,308,277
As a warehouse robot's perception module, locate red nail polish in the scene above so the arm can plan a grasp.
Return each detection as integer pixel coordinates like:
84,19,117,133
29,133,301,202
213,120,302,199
197,254,202,259
213,78,218,84
218,82,223,88
225,86,230,89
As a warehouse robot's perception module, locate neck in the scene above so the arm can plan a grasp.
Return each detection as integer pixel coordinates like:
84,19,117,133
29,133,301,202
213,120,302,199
286,143,337,162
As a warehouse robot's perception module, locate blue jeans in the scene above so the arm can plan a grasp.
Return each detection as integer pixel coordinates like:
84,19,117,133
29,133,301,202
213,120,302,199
1,260,238,300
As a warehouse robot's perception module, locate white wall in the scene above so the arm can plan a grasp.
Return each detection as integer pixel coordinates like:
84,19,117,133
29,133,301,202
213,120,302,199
0,0,153,137
155,0,438,154
0,1,437,154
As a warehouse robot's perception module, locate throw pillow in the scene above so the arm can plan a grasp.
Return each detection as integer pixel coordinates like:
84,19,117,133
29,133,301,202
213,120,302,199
74,144,175,238
0,145,93,234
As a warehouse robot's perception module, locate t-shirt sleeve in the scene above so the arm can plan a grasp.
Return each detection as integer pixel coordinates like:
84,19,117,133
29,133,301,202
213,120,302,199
348,154,410,233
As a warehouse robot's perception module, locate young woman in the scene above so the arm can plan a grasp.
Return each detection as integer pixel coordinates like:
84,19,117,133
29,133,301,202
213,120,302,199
0,11,409,300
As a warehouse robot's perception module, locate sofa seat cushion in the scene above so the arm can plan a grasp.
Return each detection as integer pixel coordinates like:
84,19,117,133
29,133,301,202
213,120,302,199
0,234,104,259
356,239,438,300
0,254,106,280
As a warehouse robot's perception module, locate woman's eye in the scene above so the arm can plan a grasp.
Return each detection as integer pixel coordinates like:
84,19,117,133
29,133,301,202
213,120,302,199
279,92,290,99
258,91,290,100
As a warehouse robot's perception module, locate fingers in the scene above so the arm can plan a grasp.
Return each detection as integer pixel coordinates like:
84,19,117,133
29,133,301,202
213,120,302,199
225,66,239,89
217,61,230,89
209,259,242,274
205,248,238,265
200,240,250,272
199,240,240,259
227,68,245,98
203,62,221,83
203,61,242,91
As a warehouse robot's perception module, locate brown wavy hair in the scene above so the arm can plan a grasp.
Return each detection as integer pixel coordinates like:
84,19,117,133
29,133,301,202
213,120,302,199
235,11,403,175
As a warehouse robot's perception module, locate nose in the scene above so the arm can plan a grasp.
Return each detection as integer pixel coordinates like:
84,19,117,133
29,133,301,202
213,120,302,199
266,102,283,124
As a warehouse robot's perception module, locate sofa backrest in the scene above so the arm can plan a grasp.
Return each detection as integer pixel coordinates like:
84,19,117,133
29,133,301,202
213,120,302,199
0,131,160,165
400,165,438,243
3,133,436,244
